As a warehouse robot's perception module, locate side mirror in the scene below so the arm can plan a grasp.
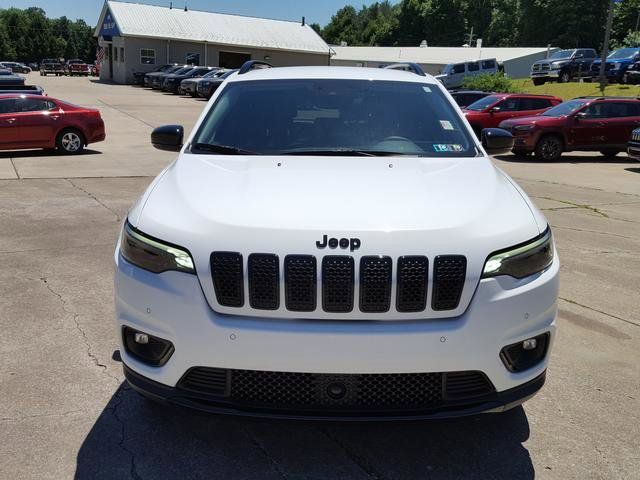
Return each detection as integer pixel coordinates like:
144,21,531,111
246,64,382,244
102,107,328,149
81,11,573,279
489,106,501,113
481,128,514,155
575,112,588,121
151,125,184,152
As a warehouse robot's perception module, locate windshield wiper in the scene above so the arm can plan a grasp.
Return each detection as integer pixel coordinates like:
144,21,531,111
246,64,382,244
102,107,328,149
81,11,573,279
191,143,258,155
278,149,410,157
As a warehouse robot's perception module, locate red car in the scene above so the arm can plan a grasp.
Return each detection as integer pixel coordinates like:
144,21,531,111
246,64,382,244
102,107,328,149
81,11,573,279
0,94,105,154
499,96,640,161
463,93,562,137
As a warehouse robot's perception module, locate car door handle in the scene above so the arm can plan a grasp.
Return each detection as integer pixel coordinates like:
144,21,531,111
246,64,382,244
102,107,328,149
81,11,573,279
5,118,16,124
50,115,59,120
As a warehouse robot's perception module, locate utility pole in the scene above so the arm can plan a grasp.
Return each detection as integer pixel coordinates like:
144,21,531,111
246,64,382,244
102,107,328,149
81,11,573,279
466,27,475,47
599,0,615,90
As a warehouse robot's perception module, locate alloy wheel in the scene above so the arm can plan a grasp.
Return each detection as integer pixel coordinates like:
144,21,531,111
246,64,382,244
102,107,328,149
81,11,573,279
61,132,82,152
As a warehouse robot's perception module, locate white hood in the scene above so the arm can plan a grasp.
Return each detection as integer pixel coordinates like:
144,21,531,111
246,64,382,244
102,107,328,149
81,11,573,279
131,154,542,320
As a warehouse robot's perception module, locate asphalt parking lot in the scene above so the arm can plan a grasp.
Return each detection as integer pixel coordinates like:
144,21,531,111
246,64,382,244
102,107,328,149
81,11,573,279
1,73,639,480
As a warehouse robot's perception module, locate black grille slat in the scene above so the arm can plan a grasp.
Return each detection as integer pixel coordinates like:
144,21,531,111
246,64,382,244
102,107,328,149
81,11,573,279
432,255,467,311
359,256,392,313
322,256,354,313
248,254,280,310
285,255,317,311
178,368,495,411
178,367,228,395
444,371,493,399
210,252,244,307
396,256,429,312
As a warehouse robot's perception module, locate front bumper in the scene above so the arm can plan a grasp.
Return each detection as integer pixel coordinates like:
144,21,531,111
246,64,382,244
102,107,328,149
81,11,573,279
115,244,559,418
124,363,547,420
530,70,560,79
627,140,640,160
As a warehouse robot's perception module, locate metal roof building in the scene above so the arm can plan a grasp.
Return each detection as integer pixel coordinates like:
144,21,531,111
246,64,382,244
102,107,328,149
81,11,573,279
330,46,559,79
94,1,330,84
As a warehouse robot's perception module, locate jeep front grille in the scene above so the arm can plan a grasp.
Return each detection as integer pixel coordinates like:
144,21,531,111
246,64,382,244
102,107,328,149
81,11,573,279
322,256,355,312
284,255,317,311
210,253,467,314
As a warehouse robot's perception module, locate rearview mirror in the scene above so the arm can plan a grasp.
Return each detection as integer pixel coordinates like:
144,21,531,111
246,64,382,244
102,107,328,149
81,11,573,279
151,125,184,152
481,128,514,155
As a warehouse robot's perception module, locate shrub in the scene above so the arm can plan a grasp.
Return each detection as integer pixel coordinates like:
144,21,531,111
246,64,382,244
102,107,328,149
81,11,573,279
462,72,514,93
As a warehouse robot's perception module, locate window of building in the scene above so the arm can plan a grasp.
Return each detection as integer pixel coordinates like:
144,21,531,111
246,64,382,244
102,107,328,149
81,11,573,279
113,47,118,62
120,47,125,62
186,53,200,66
140,49,155,65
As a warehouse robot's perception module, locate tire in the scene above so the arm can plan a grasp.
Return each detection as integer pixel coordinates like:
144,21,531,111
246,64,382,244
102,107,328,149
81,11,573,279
56,129,85,155
600,149,620,158
535,135,563,161
532,78,545,86
558,71,571,83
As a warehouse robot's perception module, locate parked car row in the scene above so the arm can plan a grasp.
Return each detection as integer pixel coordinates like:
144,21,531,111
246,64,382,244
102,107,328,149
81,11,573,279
450,89,640,161
134,64,237,99
39,58,92,76
0,61,32,74
530,47,640,85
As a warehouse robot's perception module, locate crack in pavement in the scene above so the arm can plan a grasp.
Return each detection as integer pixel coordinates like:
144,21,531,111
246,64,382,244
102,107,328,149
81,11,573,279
108,385,144,480
39,276,116,377
1,409,85,422
551,225,635,240
241,427,288,480
97,98,156,129
320,428,386,480
514,176,640,199
66,178,122,222
560,297,640,328
0,243,115,255
534,196,609,217
38,276,142,478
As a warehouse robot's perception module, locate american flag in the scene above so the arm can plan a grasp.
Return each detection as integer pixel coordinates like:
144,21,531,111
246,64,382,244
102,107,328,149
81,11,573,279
96,47,105,63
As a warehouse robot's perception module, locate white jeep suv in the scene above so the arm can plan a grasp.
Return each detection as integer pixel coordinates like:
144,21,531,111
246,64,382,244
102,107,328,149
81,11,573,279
115,62,559,419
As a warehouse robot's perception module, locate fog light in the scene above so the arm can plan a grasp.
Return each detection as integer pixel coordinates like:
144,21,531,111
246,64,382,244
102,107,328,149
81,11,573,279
122,327,174,367
134,333,149,344
500,333,549,372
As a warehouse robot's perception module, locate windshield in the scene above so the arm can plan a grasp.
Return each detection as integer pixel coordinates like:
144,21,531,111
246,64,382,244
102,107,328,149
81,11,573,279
608,48,639,59
549,49,575,60
542,99,588,116
172,67,193,76
192,79,476,157
465,95,501,111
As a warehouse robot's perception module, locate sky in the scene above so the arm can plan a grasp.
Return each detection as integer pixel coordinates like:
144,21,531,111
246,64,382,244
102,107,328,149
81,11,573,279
0,0,387,27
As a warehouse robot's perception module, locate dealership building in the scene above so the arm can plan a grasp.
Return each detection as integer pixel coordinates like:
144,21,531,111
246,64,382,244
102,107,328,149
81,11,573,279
330,46,559,79
94,1,331,84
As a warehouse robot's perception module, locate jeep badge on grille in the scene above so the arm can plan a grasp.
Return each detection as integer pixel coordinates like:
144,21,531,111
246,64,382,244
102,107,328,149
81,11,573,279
316,235,361,252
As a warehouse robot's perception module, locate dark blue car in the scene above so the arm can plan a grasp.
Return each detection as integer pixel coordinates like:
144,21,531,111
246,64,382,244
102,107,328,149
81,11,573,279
591,47,640,83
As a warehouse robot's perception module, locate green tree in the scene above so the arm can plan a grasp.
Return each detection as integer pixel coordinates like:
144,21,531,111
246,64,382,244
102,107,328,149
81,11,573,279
322,6,361,45
395,0,467,46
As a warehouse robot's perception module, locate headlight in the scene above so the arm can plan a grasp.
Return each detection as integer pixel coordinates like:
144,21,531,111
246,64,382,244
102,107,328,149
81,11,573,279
482,228,554,279
550,63,562,70
120,221,195,274
513,124,535,132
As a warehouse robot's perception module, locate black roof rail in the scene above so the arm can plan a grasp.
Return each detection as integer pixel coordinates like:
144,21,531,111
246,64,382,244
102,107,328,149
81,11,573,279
238,60,273,75
383,62,426,77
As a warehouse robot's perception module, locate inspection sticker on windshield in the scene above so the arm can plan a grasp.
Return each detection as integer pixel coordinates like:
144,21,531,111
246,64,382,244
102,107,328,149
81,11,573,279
439,120,454,130
433,144,463,152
